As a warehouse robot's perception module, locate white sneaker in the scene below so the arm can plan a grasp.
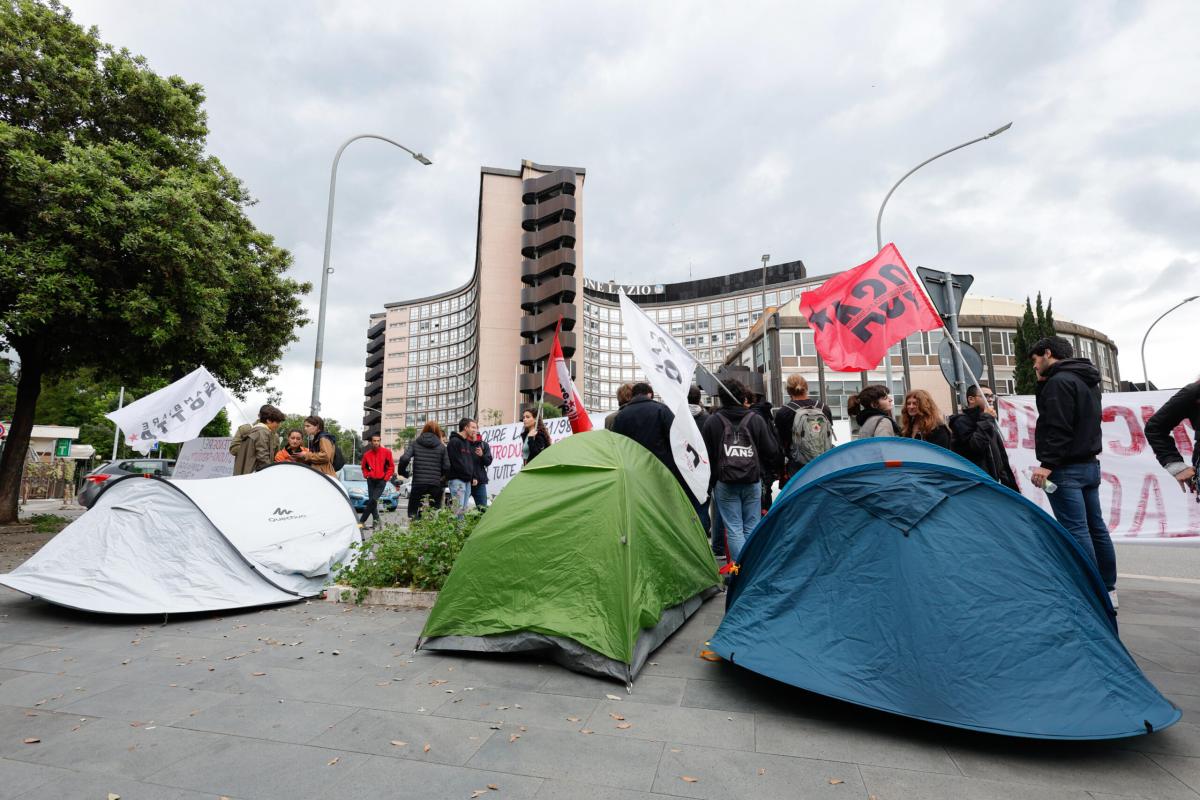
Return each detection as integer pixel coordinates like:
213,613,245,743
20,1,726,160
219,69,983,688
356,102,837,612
1108,590,1119,609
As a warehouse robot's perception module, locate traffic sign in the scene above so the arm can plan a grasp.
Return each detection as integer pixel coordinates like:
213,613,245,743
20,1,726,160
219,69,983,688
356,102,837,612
937,339,984,389
55,438,71,457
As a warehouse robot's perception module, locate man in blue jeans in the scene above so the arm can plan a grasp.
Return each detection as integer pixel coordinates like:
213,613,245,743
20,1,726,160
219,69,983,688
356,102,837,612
1028,336,1118,607
701,379,781,565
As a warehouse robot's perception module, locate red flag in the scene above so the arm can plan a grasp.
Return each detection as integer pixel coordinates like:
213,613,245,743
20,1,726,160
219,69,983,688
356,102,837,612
799,244,943,372
543,319,592,433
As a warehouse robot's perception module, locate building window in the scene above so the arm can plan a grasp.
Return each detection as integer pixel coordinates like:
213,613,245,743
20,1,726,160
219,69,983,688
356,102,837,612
798,330,815,356
779,333,795,357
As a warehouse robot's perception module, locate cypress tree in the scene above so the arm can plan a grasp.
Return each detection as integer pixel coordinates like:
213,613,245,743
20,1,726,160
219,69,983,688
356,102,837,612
1013,298,1040,394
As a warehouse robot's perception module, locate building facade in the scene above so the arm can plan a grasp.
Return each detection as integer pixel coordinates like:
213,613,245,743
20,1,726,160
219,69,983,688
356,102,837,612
365,161,585,441
726,293,1121,420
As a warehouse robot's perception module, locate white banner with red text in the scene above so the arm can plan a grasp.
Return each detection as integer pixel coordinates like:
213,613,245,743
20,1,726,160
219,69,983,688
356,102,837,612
998,392,1198,542
478,417,574,498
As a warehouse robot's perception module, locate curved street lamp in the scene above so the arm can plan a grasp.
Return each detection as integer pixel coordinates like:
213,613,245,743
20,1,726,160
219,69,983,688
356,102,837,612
873,122,1012,392
310,135,432,416
1141,295,1198,390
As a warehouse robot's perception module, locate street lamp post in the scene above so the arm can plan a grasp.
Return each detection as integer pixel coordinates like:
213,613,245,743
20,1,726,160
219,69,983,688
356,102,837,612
760,254,770,403
1141,296,1198,390
310,135,432,416
874,122,1012,394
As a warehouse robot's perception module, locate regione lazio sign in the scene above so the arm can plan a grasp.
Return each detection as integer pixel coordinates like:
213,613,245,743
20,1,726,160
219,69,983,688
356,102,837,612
999,392,1198,542
799,244,943,372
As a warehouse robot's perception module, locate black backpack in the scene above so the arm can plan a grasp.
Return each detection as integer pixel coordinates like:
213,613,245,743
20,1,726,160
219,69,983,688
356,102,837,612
717,414,759,483
316,432,346,471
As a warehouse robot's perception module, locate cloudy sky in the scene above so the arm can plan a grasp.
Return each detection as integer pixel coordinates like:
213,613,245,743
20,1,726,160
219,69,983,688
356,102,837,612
68,0,1200,428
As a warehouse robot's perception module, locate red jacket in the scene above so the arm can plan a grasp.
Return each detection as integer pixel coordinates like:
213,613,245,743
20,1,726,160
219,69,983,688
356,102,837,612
361,446,395,480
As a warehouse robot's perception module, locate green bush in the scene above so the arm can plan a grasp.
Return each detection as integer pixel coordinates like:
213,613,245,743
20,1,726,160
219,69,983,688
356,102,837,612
27,514,70,534
334,505,483,599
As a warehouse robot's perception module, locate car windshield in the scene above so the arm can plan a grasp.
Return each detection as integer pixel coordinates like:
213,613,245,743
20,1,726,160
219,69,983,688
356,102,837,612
341,466,364,481
118,460,172,476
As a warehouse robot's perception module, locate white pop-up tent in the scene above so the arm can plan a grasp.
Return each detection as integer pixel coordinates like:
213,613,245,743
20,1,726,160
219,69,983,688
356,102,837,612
0,463,361,614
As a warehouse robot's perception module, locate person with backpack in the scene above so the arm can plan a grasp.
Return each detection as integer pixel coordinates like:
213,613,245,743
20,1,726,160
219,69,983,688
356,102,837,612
298,415,344,477
397,419,451,518
702,379,781,563
848,385,899,439
900,389,953,449
775,375,834,481
230,404,286,475
949,384,1018,490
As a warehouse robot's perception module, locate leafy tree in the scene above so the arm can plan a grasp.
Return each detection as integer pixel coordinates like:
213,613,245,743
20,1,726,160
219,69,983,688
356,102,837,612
1012,293,1058,395
0,357,15,421
392,426,418,451
538,401,563,419
0,1,308,522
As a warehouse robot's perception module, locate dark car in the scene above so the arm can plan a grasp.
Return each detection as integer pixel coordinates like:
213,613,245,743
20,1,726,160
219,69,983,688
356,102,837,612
78,458,175,509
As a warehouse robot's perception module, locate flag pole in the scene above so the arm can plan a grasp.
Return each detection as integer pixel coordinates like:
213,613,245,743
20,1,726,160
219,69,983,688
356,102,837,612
536,316,564,429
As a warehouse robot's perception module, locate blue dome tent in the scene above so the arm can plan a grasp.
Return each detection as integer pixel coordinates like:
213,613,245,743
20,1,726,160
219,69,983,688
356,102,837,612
710,438,1180,740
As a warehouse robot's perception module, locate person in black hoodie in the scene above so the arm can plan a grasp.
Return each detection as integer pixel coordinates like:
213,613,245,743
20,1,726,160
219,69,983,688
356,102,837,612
1144,379,1199,497
1028,336,1117,604
702,379,782,562
397,420,450,519
949,384,1017,489
447,418,479,518
747,392,778,513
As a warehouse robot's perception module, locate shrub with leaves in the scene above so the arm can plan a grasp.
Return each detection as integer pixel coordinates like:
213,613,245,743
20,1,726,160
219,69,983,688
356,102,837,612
334,505,483,598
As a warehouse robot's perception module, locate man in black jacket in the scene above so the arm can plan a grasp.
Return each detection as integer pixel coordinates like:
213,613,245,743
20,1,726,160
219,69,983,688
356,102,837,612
1028,336,1117,604
1144,379,1199,497
949,384,1017,490
612,383,681,484
447,418,487,518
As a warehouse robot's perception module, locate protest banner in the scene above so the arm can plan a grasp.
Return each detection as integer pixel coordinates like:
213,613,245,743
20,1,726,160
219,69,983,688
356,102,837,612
998,391,1198,542
478,417,573,498
173,437,236,480
106,366,232,454
618,290,710,502
799,244,942,372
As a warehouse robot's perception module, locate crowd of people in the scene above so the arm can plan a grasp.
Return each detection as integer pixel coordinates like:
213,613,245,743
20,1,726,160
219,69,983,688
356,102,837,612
225,335,1200,596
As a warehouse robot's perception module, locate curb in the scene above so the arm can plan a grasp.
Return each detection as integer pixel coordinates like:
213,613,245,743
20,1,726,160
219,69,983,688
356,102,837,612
0,524,36,536
323,584,438,609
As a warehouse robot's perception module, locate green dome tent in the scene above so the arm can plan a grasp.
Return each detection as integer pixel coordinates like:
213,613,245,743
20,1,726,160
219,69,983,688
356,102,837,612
418,430,720,684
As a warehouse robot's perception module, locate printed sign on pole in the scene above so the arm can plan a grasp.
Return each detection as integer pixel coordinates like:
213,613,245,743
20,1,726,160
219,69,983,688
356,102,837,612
173,437,236,480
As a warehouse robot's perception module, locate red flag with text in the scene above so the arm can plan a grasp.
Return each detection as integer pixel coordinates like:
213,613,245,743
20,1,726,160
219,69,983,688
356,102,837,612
543,320,592,433
798,244,943,372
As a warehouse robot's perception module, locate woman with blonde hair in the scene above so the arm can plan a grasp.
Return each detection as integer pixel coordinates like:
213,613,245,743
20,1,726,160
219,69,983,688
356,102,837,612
901,389,953,449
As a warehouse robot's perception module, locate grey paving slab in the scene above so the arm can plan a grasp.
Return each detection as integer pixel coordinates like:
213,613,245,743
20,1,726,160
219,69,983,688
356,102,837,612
314,707,497,765
10,717,225,780
651,742,866,799
1149,754,1200,794
533,780,678,799
1144,669,1200,697
0,671,124,711
421,654,558,691
56,682,230,725
89,652,224,688
1170,693,1200,715
1141,651,1200,675
0,757,67,800
859,763,1094,799
584,700,756,752
173,693,358,744
0,706,100,759
146,736,370,800
336,670,471,714
14,771,220,800
435,685,600,731
189,661,386,704
0,669,30,685
467,723,664,791
947,741,1199,800
679,672,814,716
633,650,741,683
0,645,59,666
539,670,687,707
754,710,960,774
332,753,544,799
1121,721,1200,758
0,644,143,676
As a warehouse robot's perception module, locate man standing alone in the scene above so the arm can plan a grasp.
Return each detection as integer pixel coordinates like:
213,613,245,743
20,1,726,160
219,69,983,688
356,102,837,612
1028,336,1118,607
359,433,395,529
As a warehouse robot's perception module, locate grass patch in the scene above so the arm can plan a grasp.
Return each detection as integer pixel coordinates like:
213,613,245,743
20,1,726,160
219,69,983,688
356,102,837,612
26,514,71,534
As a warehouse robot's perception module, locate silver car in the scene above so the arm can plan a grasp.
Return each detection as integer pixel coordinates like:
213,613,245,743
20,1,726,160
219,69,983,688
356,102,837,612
78,458,175,508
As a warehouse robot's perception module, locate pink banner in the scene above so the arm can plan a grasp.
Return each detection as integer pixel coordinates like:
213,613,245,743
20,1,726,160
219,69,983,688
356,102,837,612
998,392,1199,542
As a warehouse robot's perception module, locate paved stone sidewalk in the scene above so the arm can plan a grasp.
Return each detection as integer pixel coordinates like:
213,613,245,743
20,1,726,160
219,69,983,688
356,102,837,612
0,577,1196,800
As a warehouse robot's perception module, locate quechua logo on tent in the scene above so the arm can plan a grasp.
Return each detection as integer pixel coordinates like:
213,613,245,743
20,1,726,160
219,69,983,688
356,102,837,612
268,507,307,523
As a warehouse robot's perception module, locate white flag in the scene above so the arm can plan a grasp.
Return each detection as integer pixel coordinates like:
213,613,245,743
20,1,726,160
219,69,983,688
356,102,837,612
106,366,233,454
618,291,711,502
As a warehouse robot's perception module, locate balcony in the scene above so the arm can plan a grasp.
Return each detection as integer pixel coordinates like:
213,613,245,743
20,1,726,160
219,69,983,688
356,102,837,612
520,304,576,338
520,275,577,311
519,331,577,366
365,377,383,397
521,248,577,285
366,349,384,369
520,220,576,259
366,335,384,354
521,168,577,205
367,318,386,339
521,193,576,231
365,364,383,383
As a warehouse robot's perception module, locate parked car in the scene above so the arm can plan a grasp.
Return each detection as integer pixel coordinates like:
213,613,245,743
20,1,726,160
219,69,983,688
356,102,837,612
337,465,399,513
79,458,175,509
